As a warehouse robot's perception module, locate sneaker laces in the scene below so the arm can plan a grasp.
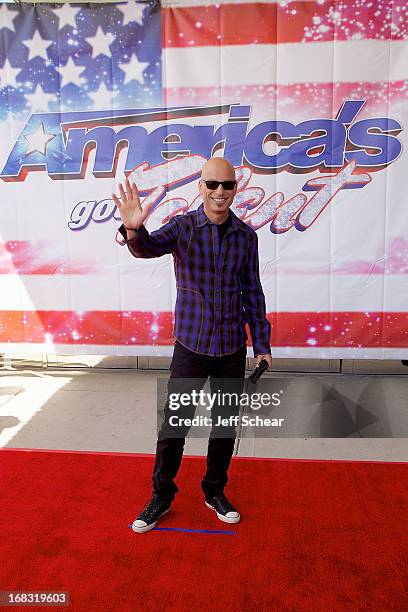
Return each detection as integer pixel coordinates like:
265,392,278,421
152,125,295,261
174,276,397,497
210,492,236,514
139,497,168,521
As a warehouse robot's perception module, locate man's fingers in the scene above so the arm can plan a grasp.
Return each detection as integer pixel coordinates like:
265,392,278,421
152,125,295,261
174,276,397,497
125,177,133,200
118,182,126,203
112,193,120,207
140,197,155,219
131,181,140,201
256,354,272,370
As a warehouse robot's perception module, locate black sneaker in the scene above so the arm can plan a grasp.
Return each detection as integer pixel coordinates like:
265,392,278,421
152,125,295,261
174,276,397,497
205,492,240,524
131,497,171,533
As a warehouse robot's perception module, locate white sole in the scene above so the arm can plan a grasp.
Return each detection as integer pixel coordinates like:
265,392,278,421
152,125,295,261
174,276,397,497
131,508,170,533
205,501,241,524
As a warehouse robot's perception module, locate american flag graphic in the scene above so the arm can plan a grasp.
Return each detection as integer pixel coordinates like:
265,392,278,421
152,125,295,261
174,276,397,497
0,0,407,358
0,2,162,118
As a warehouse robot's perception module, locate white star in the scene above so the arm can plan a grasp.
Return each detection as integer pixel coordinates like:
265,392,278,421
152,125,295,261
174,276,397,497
0,60,21,88
0,4,15,31
22,31,52,62
87,82,114,108
57,57,86,88
120,4,145,27
26,84,56,112
86,26,115,59
24,122,56,156
119,55,149,85
55,6,79,31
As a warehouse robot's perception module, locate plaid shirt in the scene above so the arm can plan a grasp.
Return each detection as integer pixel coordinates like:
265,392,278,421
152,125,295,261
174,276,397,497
117,203,271,356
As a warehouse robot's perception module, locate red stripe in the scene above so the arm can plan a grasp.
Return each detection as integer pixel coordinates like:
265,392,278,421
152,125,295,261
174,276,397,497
0,242,95,274
163,1,408,48
164,80,407,113
0,311,407,347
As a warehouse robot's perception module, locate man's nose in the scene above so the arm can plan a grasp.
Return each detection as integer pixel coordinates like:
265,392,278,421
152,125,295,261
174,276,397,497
214,184,225,195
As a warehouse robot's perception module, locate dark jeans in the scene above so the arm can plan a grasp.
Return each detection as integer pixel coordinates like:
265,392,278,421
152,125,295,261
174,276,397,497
152,341,247,503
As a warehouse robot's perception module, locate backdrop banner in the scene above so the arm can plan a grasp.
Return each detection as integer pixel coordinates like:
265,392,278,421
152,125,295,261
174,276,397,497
0,0,407,358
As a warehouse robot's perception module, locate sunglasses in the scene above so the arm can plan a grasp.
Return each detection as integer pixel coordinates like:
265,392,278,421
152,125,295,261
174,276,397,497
201,179,237,190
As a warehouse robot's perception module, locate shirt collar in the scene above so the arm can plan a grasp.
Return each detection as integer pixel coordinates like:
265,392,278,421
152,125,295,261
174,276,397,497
196,203,242,231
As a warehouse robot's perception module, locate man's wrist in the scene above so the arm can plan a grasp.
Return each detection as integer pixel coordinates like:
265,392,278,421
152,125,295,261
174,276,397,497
125,228,138,241
117,224,141,243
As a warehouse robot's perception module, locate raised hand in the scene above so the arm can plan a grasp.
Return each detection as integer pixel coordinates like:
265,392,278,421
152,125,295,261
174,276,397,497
112,177,152,230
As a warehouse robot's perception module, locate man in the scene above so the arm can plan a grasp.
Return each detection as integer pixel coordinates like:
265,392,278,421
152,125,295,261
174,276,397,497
113,157,272,533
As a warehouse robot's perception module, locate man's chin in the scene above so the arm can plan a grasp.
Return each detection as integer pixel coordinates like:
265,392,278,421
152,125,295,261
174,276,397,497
211,203,230,211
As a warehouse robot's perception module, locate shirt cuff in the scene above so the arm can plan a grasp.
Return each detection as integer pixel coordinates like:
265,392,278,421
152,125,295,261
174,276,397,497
253,342,272,357
116,224,140,245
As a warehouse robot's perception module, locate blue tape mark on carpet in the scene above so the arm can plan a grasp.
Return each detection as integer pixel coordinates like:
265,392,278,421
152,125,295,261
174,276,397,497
154,527,236,534
128,524,235,534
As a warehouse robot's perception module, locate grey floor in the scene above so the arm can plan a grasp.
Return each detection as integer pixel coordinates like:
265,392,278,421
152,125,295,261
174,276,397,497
1,356,407,461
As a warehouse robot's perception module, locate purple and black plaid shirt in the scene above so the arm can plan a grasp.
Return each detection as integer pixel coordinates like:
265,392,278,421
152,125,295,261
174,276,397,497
117,203,271,357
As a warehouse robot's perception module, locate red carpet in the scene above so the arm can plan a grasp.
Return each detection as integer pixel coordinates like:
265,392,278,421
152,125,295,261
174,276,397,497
1,449,407,611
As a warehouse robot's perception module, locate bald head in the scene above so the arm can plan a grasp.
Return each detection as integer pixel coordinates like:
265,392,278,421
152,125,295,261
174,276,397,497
199,157,237,224
201,157,235,180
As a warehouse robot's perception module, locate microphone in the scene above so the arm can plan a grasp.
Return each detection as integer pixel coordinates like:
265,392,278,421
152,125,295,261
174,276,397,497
249,358,269,384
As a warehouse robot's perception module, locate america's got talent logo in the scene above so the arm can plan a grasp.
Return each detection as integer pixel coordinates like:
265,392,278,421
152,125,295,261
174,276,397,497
0,101,403,234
